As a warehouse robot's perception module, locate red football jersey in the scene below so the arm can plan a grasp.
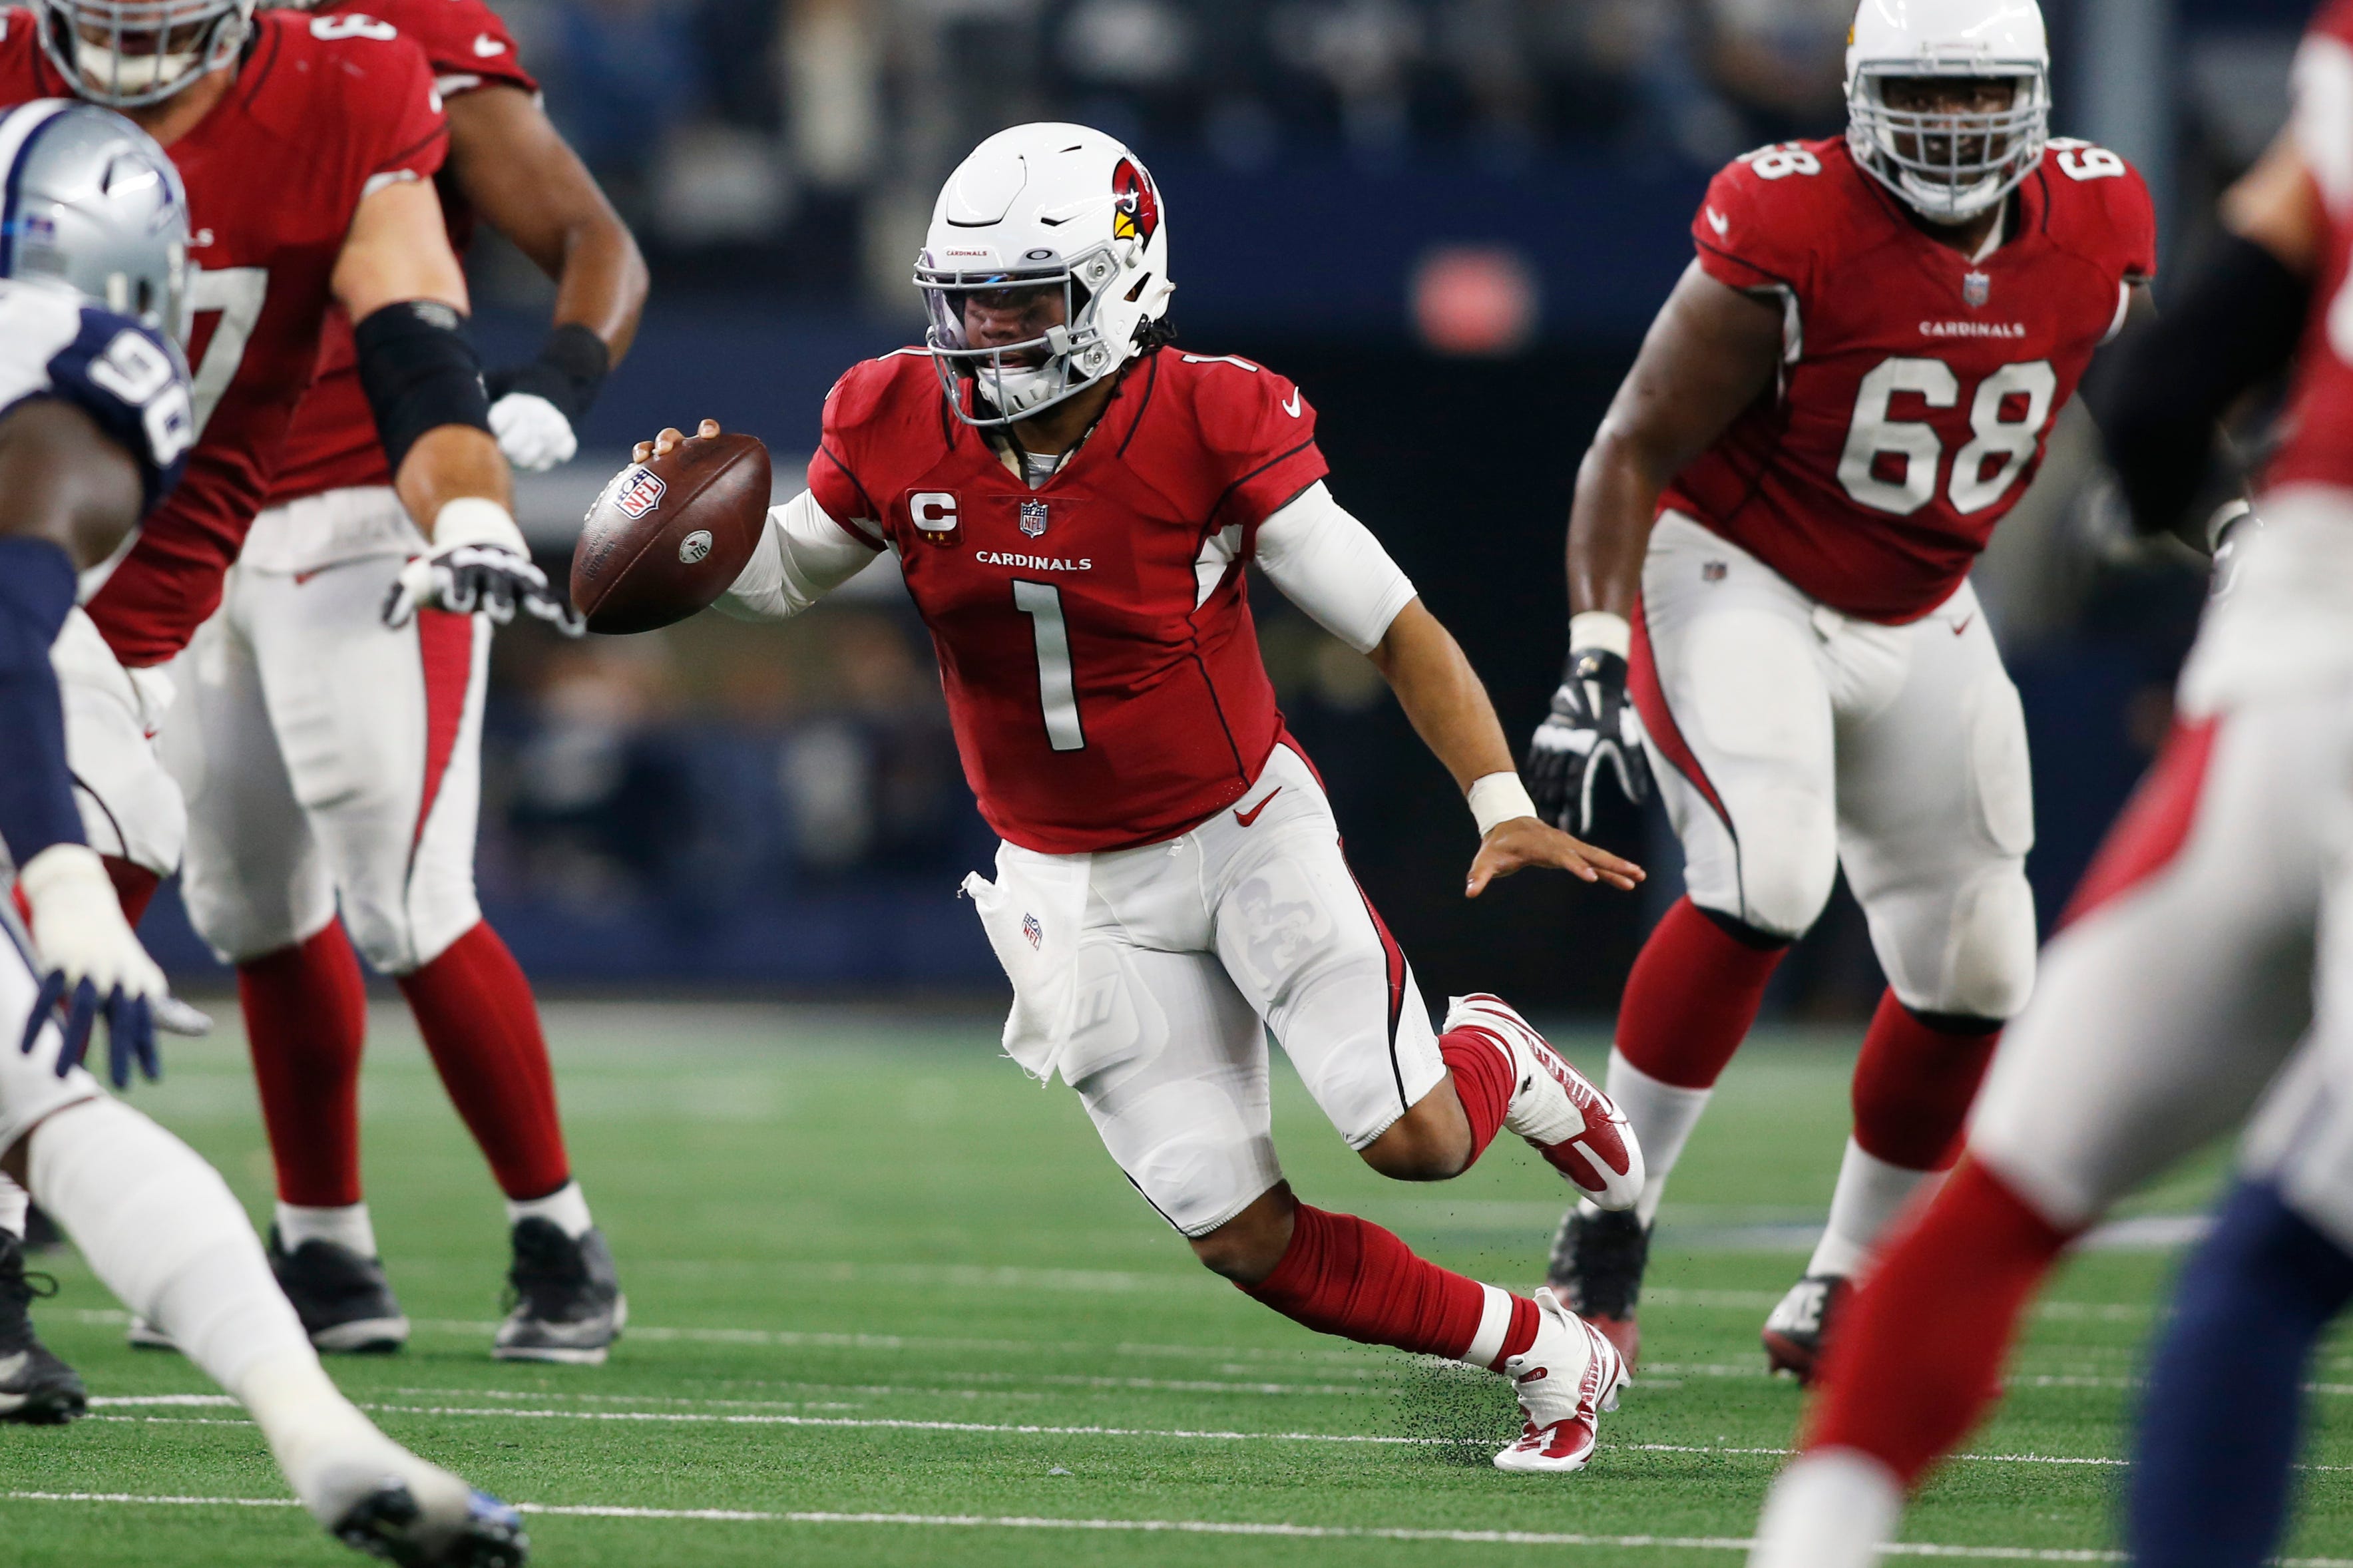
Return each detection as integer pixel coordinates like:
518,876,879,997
1661,134,2156,623
266,0,535,506
0,9,447,666
811,348,1328,854
2268,0,2353,496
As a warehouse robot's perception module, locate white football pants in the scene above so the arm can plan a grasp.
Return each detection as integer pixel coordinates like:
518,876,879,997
1969,491,2353,1231
49,606,183,879
965,743,1448,1237
1636,511,2038,1020
160,487,489,975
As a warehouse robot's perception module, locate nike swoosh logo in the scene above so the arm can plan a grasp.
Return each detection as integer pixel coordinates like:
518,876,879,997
292,560,373,586
1952,615,1974,637
1705,206,1729,236
473,33,507,55
1281,390,1303,419
1235,787,1282,827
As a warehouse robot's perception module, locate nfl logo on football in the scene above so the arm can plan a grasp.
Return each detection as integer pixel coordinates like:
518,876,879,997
1962,270,1991,308
614,466,666,520
1020,499,1050,538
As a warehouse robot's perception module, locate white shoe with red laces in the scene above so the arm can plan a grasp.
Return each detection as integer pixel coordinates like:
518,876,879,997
1445,994,1643,1211
1492,1286,1629,1474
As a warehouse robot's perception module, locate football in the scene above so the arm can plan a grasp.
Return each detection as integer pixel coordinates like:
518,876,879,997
570,430,771,634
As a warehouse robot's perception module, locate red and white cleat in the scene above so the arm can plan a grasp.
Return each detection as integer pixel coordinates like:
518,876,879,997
1445,994,1643,1211
1492,1286,1629,1474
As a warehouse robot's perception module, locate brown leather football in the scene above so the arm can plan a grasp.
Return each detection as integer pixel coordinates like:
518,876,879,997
571,431,771,634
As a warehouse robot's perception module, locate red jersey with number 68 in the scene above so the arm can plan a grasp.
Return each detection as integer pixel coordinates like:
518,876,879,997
266,0,535,506
1661,134,2155,624
0,7,448,666
810,347,1327,854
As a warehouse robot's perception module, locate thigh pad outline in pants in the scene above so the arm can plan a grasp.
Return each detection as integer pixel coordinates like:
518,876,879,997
1062,929,1279,1239
1970,699,2336,1231
1637,518,1839,940
53,608,184,879
161,581,335,964
212,557,487,974
1834,596,2037,1020
1202,748,1446,1151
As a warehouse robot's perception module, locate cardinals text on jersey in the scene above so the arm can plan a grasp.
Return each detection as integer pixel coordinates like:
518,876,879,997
1666,134,2155,623
0,7,448,665
265,0,536,506
810,347,1327,854
0,278,192,512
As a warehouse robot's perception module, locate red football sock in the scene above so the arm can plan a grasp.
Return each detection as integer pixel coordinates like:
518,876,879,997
1851,990,2002,1172
1805,1158,2074,1485
1242,1202,1540,1368
1617,896,1788,1089
100,855,159,925
240,922,369,1207
1438,1026,1516,1162
396,921,570,1201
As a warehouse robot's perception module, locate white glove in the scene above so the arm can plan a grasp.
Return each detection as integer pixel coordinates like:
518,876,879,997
17,843,168,1087
381,498,583,635
489,391,579,473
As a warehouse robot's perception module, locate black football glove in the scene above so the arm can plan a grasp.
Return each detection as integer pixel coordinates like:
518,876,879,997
1526,646,1652,835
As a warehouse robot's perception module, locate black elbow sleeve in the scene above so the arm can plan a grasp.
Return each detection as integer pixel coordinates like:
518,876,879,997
353,299,492,475
2084,232,2308,539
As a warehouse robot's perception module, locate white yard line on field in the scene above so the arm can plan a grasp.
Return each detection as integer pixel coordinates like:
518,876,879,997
3,1489,2349,1564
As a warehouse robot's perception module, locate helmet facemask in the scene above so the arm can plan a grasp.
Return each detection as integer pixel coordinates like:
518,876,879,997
1847,64,2049,224
917,242,1134,429
37,0,254,108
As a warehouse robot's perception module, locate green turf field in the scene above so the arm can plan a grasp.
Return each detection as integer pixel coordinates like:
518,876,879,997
0,1001,2344,1566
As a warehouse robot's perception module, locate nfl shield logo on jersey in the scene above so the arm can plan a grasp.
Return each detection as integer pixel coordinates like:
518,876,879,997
1020,499,1050,538
1022,912,1043,949
614,466,666,519
1963,270,1991,308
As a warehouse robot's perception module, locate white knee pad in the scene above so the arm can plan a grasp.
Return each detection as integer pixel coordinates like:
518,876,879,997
1926,867,2037,1020
181,857,336,965
1727,787,1839,939
339,872,481,976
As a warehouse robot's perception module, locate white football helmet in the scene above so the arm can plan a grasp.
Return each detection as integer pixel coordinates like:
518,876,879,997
1846,0,2050,224
915,122,1176,428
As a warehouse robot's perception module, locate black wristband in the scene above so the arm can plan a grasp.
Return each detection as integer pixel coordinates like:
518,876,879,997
487,321,610,424
353,299,493,476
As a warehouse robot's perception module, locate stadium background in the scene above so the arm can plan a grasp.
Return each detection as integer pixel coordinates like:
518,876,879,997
141,0,2298,1014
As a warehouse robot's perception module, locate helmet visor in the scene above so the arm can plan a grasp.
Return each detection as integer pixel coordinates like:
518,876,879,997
915,256,1119,427
40,0,248,106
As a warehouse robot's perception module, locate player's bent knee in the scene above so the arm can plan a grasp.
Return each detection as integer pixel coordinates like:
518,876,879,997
1188,1185,1297,1284
1357,1085,1472,1181
1934,869,2037,1020
1731,794,1838,940
341,885,482,976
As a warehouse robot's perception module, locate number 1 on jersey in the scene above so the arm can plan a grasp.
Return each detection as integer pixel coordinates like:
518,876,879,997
1013,580,1086,752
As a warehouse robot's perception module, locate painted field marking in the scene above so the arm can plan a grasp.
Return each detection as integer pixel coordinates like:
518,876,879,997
5,1489,2350,1564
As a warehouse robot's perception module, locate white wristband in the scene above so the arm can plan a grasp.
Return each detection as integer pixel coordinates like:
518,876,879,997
1468,771,1540,838
1568,610,1631,660
429,496,528,554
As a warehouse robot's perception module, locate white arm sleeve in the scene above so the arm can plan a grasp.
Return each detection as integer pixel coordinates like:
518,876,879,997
1252,481,1417,655
714,489,883,622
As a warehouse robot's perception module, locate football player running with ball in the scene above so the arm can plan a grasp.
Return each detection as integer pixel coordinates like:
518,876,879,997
1529,0,2152,1378
148,0,646,1365
629,123,1651,1473
0,100,524,1564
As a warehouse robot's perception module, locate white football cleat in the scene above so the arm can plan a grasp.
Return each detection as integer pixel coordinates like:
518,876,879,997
1492,1285,1629,1473
1445,994,1643,1210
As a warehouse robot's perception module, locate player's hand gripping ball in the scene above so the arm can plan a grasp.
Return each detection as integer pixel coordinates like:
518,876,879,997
572,420,771,633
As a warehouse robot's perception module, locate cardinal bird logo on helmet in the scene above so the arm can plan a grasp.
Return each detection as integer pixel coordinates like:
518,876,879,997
1111,158,1160,244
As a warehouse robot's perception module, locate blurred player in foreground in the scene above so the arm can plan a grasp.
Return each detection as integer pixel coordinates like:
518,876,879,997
629,122,1653,1473
150,0,646,1364
1530,0,2152,1378
1746,5,2353,1562
0,98,524,1565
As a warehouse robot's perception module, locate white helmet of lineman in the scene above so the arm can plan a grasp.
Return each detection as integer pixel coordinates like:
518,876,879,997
1845,0,2051,224
915,122,1176,428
